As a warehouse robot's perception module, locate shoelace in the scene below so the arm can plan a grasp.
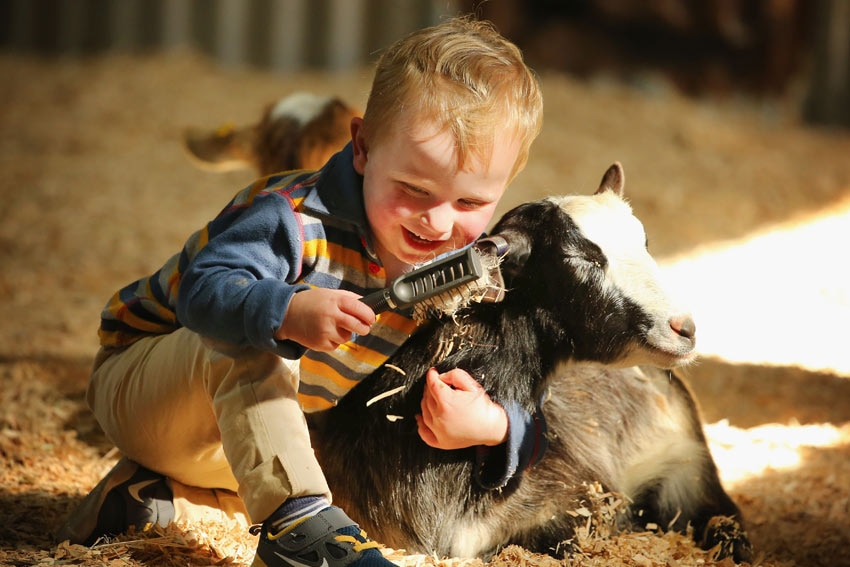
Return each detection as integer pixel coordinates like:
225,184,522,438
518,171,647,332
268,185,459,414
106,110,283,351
249,514,310,540
248,522,383,554
333,530,382,553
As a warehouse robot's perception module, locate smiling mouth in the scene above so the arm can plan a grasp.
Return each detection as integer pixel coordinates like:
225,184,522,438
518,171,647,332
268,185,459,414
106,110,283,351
404,227,445,248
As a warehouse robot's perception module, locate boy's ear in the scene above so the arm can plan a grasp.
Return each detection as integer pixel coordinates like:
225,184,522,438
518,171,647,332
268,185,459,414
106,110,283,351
350,117,368,175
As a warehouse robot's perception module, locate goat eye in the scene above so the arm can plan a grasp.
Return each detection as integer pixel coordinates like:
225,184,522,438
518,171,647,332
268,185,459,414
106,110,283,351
564,251,604,271
587,257,606,271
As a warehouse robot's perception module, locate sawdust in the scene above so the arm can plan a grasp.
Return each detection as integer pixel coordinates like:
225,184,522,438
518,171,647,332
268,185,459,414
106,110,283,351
1,50,850,566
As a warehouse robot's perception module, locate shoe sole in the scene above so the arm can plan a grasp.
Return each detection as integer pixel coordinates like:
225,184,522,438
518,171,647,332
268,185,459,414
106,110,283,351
55,457,139,545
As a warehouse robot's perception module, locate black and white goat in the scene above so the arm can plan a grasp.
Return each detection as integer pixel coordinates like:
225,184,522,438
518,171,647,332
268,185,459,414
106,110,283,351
309,164,752,562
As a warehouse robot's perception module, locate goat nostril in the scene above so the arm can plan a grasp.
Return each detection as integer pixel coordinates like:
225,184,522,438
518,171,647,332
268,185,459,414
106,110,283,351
670,316,696,340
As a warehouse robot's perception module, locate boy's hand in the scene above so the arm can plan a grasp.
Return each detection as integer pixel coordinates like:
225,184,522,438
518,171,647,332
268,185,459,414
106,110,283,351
416,367,508,450
276,288,376,351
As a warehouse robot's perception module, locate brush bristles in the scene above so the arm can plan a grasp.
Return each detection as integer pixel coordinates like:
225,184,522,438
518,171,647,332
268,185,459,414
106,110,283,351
412,251,505,322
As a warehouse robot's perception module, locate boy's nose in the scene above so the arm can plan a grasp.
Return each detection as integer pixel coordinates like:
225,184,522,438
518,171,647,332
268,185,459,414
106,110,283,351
419,205,453,235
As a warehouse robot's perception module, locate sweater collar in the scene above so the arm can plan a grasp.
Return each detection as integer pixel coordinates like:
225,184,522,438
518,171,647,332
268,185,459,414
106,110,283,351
302,142,380,260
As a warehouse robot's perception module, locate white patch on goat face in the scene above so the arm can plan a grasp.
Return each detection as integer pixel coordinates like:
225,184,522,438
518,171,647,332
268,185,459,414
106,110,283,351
270,92,333,127
552,192,695,366
559,192,662,304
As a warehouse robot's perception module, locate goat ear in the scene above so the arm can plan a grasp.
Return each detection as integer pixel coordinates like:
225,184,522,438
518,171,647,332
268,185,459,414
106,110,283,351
496,229,533,281
594,162,625,196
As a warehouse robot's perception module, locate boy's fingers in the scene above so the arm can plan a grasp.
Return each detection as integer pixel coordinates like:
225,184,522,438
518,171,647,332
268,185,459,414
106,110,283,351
415,414,437,447
341,294,377,324
341,317,371,337
335,303,373,335
435,367,480,392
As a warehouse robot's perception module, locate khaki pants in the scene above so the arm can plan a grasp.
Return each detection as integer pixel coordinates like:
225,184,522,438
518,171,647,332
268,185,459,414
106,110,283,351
87,327,331,524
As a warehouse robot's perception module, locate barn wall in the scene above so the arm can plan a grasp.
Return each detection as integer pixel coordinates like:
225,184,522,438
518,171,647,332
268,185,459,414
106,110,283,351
0,0,458,70
804,0,850,127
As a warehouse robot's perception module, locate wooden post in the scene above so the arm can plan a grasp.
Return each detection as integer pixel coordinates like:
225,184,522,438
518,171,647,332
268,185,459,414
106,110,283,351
804,0,850,127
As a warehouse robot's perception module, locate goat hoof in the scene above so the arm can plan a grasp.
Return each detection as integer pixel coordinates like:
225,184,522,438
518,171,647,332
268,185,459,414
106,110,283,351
702,516,754,563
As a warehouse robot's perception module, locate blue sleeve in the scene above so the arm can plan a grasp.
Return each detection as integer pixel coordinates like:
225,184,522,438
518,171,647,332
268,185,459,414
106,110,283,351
176,190,311,358
473,397,548,490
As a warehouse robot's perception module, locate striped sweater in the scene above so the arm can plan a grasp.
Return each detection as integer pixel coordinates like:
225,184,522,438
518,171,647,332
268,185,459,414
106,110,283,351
99,143,419,411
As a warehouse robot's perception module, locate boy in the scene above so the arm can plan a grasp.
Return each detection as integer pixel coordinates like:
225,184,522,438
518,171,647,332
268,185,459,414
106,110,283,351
59,16,543,567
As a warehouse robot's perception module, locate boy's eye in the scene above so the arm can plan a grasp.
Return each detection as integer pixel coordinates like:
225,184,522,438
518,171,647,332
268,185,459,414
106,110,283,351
458,198,485,210
401,183,428,197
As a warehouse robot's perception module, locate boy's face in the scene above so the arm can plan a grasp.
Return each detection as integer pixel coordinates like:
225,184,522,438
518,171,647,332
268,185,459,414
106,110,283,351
351,116,520,272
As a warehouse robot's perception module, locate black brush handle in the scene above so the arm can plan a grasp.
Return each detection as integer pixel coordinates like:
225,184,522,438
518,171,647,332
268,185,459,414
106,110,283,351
360,289,394,313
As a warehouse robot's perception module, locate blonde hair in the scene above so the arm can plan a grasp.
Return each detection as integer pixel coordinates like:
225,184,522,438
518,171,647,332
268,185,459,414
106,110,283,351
361,16,543,181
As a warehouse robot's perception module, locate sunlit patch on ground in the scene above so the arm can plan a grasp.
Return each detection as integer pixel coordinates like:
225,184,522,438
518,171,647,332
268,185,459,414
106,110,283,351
654,197,850,566
659,195,850,376
706,420,850,486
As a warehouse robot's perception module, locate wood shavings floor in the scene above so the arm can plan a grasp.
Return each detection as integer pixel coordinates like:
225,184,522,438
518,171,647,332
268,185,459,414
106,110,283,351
1,51,849,566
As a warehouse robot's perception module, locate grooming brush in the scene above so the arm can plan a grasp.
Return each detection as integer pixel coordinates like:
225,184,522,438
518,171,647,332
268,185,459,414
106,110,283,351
361,236,508,319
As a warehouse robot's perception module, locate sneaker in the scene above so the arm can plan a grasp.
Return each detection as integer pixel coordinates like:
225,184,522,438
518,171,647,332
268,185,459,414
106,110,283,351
250,506,394,567
56,457,175,545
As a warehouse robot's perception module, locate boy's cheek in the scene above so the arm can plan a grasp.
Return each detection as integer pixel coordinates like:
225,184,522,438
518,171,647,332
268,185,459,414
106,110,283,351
459,209,498,241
